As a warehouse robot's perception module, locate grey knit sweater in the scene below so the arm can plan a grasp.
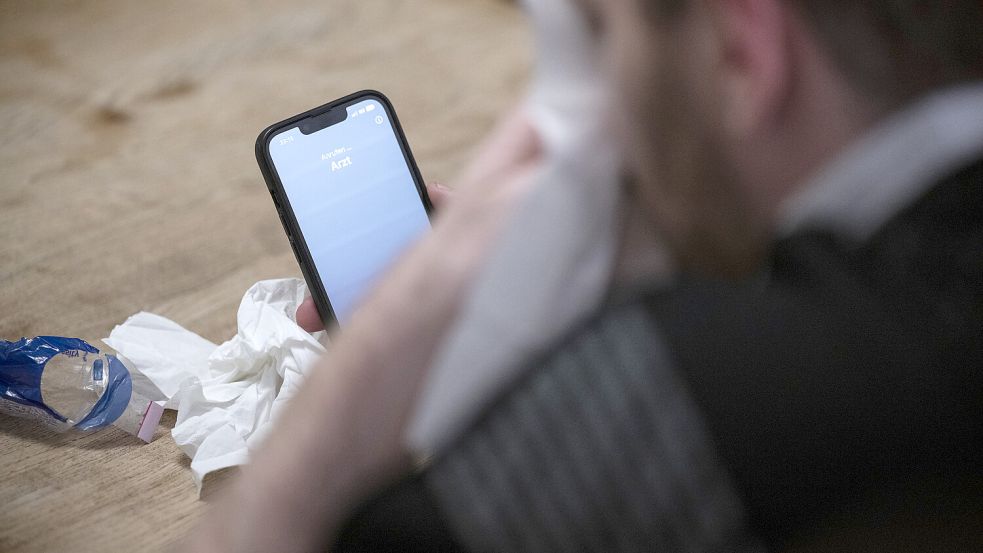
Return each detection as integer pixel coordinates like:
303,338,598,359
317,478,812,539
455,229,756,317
425,305,761,552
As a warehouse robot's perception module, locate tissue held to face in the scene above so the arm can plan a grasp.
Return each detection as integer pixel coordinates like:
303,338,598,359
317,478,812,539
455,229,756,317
591,0,769,277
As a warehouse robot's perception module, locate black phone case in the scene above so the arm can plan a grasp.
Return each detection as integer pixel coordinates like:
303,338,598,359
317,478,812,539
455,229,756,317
255,90,434,328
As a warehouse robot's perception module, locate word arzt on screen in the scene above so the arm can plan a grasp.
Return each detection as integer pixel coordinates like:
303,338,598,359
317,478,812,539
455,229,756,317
331,156,353,172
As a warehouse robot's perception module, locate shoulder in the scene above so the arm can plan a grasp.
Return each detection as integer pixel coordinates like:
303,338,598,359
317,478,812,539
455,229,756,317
643,159,983,540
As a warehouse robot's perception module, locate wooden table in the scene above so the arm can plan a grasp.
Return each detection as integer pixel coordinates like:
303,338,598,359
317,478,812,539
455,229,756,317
0,1,529,550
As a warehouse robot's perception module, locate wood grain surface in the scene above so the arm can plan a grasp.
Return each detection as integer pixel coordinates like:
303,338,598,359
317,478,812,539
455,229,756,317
0,1,530,551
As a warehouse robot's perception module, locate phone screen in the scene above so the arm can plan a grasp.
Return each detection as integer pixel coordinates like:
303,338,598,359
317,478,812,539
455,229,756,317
267,98,430,324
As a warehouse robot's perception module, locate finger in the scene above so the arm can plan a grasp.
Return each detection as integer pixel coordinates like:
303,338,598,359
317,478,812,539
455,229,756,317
295,296,325,333
427,183,453,210
461,108,542,187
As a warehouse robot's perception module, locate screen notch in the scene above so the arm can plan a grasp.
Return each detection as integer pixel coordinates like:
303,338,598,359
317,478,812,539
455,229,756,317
298,107,348,135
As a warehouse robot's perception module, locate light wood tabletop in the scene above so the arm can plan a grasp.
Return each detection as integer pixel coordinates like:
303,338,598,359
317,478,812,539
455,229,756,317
0,1,529,550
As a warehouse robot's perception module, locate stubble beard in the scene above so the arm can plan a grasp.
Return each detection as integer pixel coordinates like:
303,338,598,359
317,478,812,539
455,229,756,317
625,44,770,279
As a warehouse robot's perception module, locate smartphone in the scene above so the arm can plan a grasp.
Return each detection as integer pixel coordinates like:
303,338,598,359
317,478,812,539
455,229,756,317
256,90,433,327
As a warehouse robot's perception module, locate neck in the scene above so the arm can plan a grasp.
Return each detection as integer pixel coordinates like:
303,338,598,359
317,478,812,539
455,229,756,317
738,24,889,228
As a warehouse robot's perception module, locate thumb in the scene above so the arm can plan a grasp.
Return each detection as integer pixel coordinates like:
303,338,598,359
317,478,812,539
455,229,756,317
295,296,324,333
427,182,453,210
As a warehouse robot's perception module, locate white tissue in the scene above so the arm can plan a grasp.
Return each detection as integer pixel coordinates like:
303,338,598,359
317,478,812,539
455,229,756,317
103,278,326,494
405,0,622,454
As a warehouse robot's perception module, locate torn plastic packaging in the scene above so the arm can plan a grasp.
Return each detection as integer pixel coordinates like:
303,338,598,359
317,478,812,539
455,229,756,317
0,336,162,442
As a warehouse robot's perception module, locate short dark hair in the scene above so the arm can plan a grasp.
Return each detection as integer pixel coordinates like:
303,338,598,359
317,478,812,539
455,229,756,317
646,0,983,106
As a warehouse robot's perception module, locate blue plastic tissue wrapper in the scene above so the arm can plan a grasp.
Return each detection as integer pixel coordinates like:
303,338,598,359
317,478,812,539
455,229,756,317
104,278,327,495
0,336,133,431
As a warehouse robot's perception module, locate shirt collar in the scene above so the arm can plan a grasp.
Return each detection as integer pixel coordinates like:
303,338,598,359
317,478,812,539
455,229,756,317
778,82,983,242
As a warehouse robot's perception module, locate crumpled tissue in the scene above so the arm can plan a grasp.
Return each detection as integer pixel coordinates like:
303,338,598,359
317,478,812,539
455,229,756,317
103,278,326,494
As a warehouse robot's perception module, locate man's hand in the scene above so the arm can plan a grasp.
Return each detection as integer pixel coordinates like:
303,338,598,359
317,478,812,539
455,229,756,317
183,108,541,553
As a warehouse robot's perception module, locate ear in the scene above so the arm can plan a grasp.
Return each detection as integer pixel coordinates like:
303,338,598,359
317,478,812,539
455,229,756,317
710,0,791,137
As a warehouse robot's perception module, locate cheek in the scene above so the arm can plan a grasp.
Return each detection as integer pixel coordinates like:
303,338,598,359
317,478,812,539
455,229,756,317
603,19,663,176
593,10,766,272
607,42,725,249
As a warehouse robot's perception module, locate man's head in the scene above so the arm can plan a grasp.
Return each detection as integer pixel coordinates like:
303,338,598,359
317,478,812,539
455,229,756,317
579,0,983,275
